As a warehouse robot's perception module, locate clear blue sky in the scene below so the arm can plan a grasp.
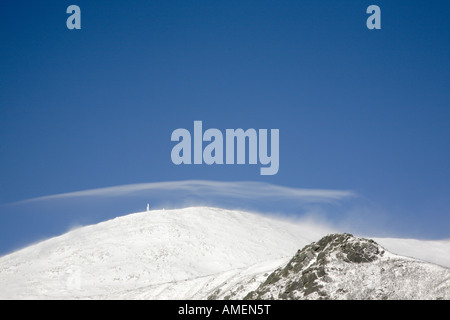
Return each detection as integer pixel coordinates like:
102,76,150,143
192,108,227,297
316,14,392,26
0,1,449,255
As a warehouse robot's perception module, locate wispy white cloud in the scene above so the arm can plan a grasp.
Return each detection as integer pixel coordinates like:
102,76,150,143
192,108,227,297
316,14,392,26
2,180,363,254
13,180,356,205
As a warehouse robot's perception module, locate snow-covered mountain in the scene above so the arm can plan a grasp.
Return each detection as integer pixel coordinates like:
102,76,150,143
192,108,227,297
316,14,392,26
0,207,448,300
0,207,332,299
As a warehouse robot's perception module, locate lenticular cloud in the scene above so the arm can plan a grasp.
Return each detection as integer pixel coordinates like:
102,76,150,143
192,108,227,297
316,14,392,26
3,180,363,231
0,180,360,256
16,180,356,205
9,180,358,220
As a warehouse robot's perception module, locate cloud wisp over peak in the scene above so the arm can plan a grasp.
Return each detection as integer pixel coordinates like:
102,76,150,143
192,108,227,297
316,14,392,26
13,180,356,206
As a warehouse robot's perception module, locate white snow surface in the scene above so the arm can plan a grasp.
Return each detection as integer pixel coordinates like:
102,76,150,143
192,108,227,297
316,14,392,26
0,206,448,299
374,237,450,269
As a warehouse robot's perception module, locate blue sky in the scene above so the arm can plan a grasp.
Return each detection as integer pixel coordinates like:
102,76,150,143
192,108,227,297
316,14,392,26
0,1,449,255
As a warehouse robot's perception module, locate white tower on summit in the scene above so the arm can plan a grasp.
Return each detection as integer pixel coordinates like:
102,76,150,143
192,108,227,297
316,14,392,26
146,203,150,212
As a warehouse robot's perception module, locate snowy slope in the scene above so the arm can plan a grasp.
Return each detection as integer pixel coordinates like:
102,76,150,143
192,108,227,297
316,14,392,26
0,207,448,300
374,237,450,269
0,207,332,299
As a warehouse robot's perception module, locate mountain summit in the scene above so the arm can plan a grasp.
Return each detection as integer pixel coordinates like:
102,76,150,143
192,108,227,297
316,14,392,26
0,207,330,299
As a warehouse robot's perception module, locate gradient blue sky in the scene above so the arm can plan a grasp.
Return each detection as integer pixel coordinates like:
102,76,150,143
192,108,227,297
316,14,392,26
1,1,449,255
